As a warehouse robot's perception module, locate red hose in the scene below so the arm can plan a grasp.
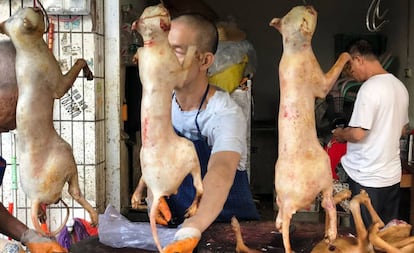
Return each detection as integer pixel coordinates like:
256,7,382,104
48,21,54,51
7,203,13,240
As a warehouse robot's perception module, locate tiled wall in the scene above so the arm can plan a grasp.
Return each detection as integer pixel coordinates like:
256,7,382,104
0,0,105,232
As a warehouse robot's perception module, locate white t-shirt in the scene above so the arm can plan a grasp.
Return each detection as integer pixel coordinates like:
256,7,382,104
341,74,409,187
172,89,248,171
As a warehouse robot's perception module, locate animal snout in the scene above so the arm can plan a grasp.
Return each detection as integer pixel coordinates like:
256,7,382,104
131,18,146,31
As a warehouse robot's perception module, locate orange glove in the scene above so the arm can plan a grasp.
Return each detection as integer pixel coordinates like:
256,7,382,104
20,229,67,253
163,227,201,253
26,241,68,253
155,196,172,226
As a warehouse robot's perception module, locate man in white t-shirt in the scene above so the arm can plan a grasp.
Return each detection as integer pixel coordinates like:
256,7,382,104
333,40,409,228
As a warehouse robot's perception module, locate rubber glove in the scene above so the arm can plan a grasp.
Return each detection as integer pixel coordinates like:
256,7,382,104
163,227,201,253
20,229,67,253
146,196,172,226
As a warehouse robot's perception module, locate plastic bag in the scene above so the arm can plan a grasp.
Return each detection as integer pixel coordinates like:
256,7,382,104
208,40,257,78
98,205,178,251
0,238,24,253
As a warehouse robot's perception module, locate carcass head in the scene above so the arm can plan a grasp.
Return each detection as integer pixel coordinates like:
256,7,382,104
131,4,170,44
0,7,45,41
269,6,317,42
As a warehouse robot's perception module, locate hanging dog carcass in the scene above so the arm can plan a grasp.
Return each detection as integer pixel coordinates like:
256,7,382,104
269,5,351,252
0,7,98,236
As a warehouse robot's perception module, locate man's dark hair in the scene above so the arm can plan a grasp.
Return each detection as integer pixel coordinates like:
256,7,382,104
348,40,378,60
172,13,219,54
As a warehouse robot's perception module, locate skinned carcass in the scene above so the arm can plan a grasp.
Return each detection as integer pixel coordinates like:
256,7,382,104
0,7,98,236
130,4,203,253
269,5,351,252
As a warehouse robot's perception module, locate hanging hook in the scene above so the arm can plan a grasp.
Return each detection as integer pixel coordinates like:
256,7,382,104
366,0,389,32
34,0,50,34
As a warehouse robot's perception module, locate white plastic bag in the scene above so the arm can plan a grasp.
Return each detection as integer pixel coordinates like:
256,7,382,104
98,205,178,251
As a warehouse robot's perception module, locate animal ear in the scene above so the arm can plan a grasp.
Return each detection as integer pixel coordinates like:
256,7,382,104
269,18,281,31
131,20,139,31
300,19,312,36
23,17,35,31
160,19,170,32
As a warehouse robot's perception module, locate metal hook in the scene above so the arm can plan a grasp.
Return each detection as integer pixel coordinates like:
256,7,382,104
34,0,50,33
366,0,389,32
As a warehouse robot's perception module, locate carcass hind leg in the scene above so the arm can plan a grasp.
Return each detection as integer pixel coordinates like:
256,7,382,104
321,187,337,243
185,165,203,218
275,195,283,231
276,200,294,253
67,170,98,226
131,177,147,209
31,200,47,236
231,216,261,253
324,189,352,234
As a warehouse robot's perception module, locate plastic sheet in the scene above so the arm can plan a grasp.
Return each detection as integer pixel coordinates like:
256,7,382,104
98,205,178,251
208,40,257,77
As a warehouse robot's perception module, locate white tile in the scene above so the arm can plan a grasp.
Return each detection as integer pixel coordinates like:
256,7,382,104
84,122,96,164
69,33,83,58
82,14,93,32
59,121,73,145
58,15,83,32
53,100,62,120
83,79,96,121
21,0,33,8
0,3,10,20
84,165,96,201
72,121,85,163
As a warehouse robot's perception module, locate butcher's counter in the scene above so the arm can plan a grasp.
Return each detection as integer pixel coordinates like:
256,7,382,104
70,162,414,253
69,221,353,253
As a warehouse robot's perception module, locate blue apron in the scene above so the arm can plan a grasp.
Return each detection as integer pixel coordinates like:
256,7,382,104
167,85,259,225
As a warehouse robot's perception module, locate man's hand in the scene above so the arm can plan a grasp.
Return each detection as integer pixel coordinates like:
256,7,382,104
155,197,172,226
163,227,201,253
332,126,367,143
20,229,67,253
332,128,346,143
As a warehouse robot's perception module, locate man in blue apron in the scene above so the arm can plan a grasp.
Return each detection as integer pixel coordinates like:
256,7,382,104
152,13,259,252
0,156,67,253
